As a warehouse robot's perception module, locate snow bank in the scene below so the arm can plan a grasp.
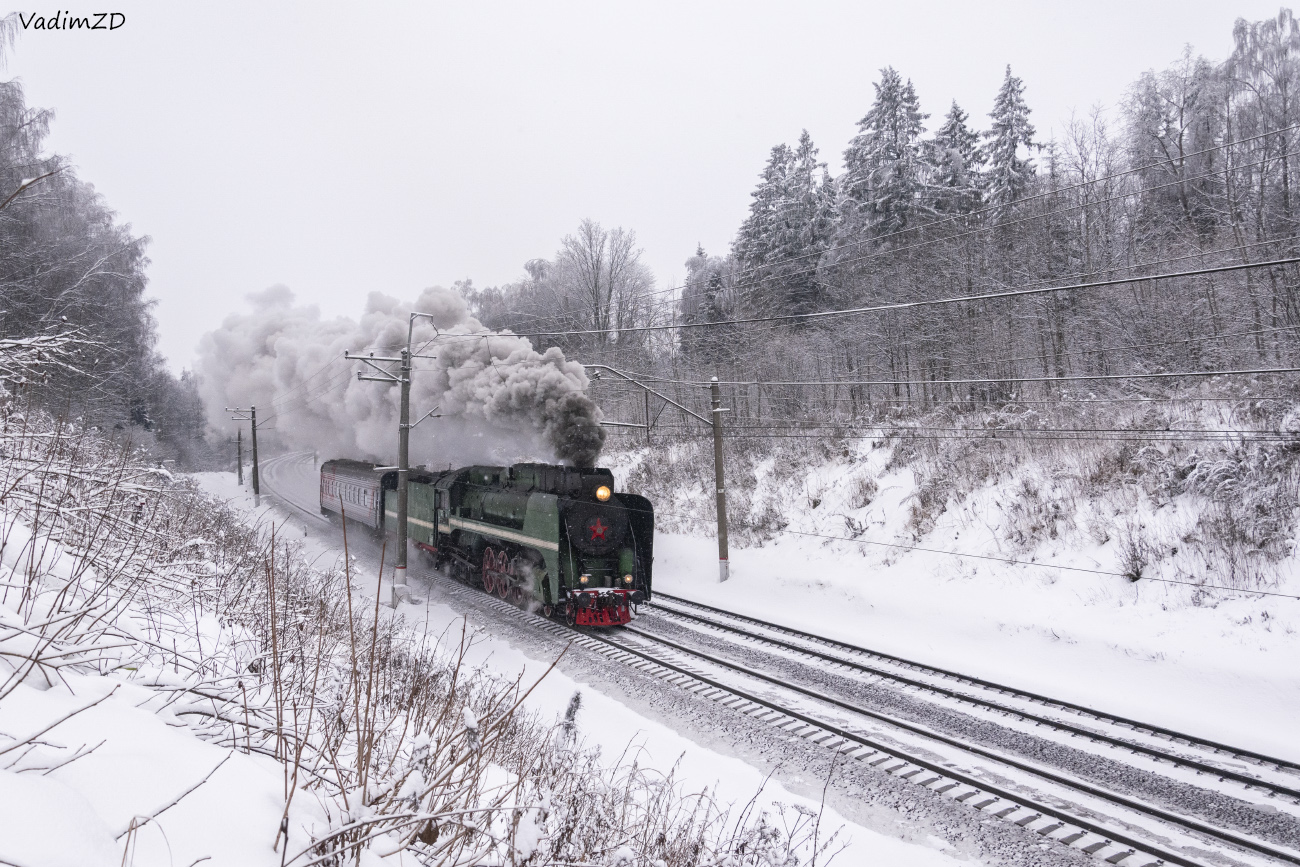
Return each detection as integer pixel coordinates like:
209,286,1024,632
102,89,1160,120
606,427,1300,761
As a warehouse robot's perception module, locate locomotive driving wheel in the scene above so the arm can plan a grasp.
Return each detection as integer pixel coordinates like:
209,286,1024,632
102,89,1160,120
509,556,530,605
481,546,497,595
495,549,512,600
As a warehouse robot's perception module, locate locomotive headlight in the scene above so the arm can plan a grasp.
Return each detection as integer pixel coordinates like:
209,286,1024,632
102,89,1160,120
578,574,590,585
623,574,633,584
595,485,611,502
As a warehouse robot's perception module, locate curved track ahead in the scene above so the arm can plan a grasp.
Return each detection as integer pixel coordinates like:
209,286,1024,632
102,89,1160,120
258,452,1299,867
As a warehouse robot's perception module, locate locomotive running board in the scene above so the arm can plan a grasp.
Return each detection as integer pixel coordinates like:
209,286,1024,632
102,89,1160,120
447,515,560,551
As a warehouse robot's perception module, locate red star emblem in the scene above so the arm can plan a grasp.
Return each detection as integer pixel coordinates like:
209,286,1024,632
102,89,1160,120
589,518,608,541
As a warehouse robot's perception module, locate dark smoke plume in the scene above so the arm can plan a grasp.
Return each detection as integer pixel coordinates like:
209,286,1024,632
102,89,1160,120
548,392,606,468
197,286,606,468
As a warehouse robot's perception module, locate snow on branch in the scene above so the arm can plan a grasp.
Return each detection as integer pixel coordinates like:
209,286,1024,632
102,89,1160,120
0,405,842,866
0,328,98,388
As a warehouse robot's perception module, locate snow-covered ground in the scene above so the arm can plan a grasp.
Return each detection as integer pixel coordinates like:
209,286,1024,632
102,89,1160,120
0,481,330,867
207,467,965,867
0,466,965,867
0,667,333,867
7,443,1294,867
609,440,1300,763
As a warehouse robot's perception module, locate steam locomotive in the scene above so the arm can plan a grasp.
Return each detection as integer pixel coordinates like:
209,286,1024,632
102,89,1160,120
319,459,653,626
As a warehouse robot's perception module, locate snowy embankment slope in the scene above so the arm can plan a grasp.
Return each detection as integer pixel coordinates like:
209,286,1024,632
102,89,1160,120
0,503,331,867
202,467,964,867
607,440,1300,762
1,438,966,867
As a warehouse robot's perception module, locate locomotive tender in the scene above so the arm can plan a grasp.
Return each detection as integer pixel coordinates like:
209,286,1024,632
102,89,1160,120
320,459,653,626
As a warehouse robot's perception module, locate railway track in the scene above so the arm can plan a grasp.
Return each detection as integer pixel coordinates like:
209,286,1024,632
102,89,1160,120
259,453,1299,867
443,580,1299,867
645,592,1300,803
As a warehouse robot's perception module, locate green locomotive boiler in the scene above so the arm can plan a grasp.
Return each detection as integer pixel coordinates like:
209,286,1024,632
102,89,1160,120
321,460,653,626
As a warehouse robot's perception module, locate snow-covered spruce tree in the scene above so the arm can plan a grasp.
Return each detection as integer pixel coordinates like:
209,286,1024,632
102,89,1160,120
679,246,739,364
733,143,794,271
732,131,836,314
781,133,838,258
770,130,836,313
840,66,930,239
927,100,983,215
982,64,1037,210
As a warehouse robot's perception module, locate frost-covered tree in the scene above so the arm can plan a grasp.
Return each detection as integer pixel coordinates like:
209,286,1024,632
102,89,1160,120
552,219,655,350
682,244,724,323
679,246,738,363
928,100,983,214
733,143,795,269
732,131,836,313
772,131,836,311
982,65,1037,209
0,29,217,465
773,133,835,263
1230,9,1300,229
841,67,930,237
1125,48,1223,238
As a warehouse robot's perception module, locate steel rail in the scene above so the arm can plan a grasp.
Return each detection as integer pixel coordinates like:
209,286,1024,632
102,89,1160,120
651,592,1300,775
422,572,1216,867
645,597,1300,801
578,626,1202,867
259,453,332,525
614,624,1300,866
259,455,1295,865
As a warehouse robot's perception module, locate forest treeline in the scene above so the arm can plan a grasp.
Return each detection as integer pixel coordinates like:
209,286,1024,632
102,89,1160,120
6,10,1299,465
0,17,210,465
470,9,1300,427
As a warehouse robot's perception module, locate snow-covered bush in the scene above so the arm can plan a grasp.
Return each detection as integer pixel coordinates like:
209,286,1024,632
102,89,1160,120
0,403,843,866
606,388,1300,594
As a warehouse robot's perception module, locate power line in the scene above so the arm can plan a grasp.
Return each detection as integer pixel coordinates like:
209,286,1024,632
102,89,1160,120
607,324,1300,387
501,213,1297,330
923,324,1300,376
602,364,1300,390
446,477,1300,601
481,130,1300,335
268,354,346,407
807,149,1300,288
642,124,1300,304
652,420,1296,435
610,429,1295,445
673,147,1300,311
590,389,1298,405
693,520,1300,600
522,257,1300,338
258,364,356,426
257,331,548,425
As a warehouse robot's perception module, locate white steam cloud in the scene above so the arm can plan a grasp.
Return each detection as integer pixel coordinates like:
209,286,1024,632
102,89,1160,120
197,285,606,468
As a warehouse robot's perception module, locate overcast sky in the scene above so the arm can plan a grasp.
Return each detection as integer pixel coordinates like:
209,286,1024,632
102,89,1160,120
4,1,1285,371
